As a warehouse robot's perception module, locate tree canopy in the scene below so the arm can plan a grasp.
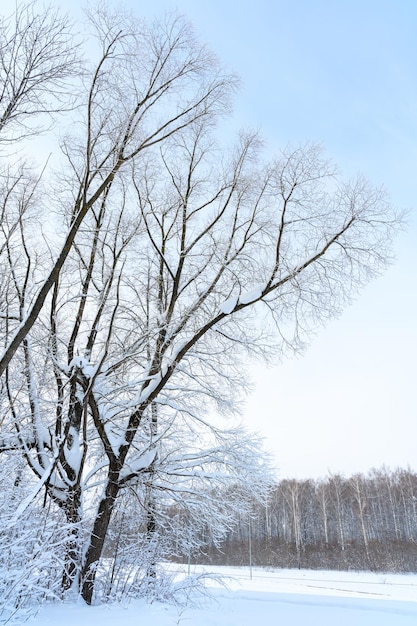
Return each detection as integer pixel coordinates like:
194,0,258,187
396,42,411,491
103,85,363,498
0,2,402,607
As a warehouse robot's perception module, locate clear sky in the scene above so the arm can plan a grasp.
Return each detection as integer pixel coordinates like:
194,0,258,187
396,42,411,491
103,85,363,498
3,0,417,479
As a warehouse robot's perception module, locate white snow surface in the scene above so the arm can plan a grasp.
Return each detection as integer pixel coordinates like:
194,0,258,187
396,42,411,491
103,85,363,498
239,285,264,305
219,295,238,314
26,566,417,625
219,285,264,314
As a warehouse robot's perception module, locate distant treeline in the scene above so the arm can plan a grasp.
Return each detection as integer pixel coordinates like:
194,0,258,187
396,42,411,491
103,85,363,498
187,468,417,572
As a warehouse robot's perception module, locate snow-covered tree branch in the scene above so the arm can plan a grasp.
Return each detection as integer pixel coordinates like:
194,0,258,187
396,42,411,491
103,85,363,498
0,1,402,607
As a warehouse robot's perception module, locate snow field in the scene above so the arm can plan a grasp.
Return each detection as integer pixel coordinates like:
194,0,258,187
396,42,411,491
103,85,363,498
26,566,417,626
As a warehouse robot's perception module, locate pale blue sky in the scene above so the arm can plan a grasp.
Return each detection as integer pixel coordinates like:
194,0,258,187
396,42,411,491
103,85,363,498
3,0,417,478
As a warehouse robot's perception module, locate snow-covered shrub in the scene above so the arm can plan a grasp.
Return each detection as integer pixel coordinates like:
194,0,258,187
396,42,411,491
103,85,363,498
0,461,67,623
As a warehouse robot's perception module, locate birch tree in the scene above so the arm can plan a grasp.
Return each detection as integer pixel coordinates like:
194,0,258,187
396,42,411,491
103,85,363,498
0,2,402,606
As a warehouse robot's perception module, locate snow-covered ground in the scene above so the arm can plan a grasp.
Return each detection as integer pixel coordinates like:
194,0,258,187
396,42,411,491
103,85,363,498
26,566,417,625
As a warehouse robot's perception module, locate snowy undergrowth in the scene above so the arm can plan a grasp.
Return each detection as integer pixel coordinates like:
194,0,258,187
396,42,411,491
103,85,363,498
0,550,225,625
0,512,64,624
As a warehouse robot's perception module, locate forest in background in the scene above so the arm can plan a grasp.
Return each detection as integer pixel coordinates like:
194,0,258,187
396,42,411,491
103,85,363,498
182,467,417,573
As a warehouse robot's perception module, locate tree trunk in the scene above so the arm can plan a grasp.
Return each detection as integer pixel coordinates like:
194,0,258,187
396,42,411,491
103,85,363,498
145,487,157,580
80,472,120,604
61,488,82,593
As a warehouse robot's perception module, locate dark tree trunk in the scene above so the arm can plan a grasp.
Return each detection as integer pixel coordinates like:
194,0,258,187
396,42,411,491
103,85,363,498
61,488,82,593
145,489,157,580
80,472,120,604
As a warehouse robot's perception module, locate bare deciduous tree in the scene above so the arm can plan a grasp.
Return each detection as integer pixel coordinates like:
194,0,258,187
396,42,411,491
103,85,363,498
0,1,79,141
0,2,402,607
0,3,235,375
